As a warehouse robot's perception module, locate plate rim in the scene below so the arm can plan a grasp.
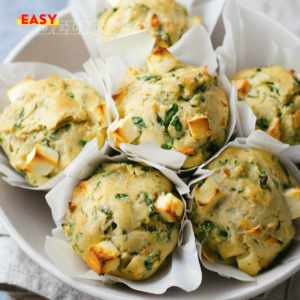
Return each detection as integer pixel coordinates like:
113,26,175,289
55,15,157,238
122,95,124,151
1,5,300,300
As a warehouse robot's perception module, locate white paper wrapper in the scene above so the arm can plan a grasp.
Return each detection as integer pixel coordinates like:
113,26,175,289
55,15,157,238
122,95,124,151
216,0,300,163
70,0,226,59
187,130,300,282
0,61,111,191
44,152,201,294
99,25,237,173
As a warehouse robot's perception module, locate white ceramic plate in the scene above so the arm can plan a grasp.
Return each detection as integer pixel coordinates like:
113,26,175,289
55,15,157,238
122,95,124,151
1,8,300,300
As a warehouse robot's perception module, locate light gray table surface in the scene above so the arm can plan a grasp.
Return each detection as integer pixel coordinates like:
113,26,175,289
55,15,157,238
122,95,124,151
1,1,300,300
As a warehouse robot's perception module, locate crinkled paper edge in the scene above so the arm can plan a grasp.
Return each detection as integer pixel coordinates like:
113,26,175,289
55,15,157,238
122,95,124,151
187,130,300,282
216,0,300,163
97,26,237,174
0,60,112,191
44,152,201,294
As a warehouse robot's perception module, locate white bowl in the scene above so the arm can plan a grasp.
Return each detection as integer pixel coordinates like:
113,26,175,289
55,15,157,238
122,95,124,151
1,8,300,300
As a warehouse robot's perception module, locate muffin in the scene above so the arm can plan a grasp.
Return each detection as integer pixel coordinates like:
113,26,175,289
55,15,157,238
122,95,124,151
98,0,201,48
109,48,229,169
231,66,300,145
189,147,300,276
62,162,184,280
0,76,108,187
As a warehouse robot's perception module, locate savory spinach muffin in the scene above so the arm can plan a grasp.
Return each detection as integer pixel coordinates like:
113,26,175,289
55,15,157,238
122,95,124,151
63,162,184,280
231,66,300,145
189,147,300,276
0,76,108,187
98,0,201,48
110,48,229,169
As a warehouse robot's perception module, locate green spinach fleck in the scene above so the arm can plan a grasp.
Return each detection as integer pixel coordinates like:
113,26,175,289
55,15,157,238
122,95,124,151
79,140,87,147
163,131,175,144
111,221,117,229
144,256,160,272
271,86,280,96
132,116,146,128
165,103,178,126
256,117,269,130
94,181,101,191
41,139,50,147
219,159,228,166
248,90,259,98
100,207,111,215
94,165,105,175
157,115,165,127
157,33,172,46
294,76,300,87
198,221,213,242
170,116,182,131
213,76,218,87
219,227,228,237
69,222,76,229
143,74,161,81
50,124,71,141
115,194,129,200
161,143,172,150
143,192,153,214
195,83,207,93
207,141,219,154
69,92,75,99
14,107,25,129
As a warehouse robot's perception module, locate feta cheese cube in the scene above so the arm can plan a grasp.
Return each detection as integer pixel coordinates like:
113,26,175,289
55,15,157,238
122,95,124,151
154,193,184,223
188,115,211,140
187,15,202,28
195,181,225,211
283,186,300,219
267,118,280,140
87,104,107,127
234,79,250,97
110,116,141,148
24,144,59,175
87,240,120,275
7,76,35,103
147,48,178,75
236,251,261,276
122,255,146,280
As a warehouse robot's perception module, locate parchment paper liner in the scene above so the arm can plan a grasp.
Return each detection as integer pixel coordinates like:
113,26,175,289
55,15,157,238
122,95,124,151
70,0,226,60
44,151,202,294
96,25,237,174
216,0,300,163
0,60,111,191
187,130,300,282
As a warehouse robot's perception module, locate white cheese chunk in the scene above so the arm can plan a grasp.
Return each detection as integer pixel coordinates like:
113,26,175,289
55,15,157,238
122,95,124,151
87,240,120,275
147,48,178,75
24,144,59,175
154,193,184,223
283,187,300,219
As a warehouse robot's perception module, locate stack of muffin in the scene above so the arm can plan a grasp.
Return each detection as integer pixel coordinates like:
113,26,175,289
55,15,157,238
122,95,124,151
1,0,300,281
